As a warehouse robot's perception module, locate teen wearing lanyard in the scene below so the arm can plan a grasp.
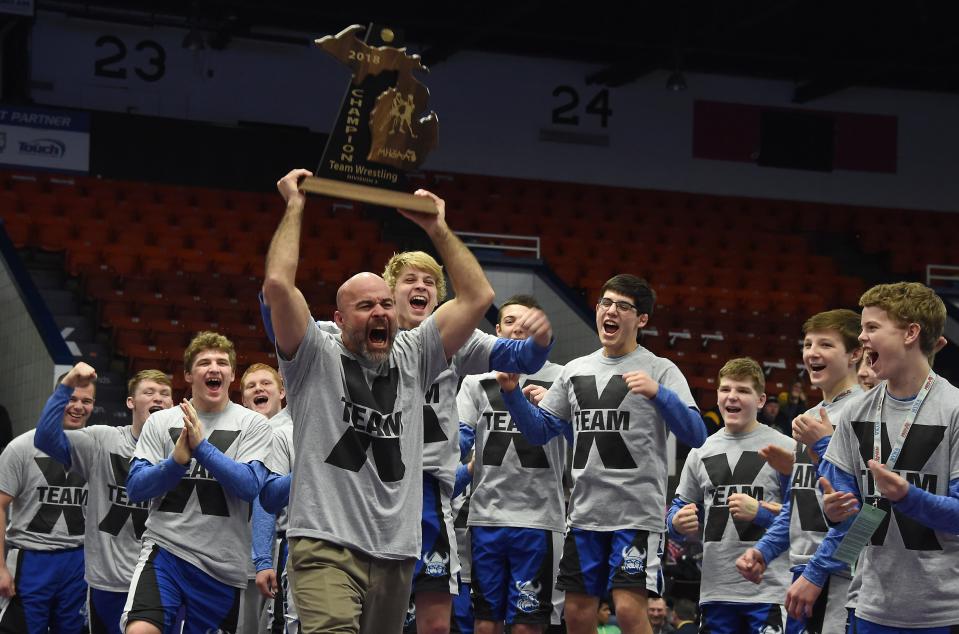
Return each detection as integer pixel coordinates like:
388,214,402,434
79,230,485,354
786,282,959,633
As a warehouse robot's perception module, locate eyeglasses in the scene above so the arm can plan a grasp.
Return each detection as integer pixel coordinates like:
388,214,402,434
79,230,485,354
597,297,637,312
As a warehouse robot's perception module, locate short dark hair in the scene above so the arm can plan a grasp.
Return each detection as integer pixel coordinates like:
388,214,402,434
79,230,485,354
497,294,541,325
600,274,656,315
673,598,697,620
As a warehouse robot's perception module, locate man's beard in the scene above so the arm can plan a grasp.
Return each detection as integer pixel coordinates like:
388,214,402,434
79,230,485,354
343,325,394,364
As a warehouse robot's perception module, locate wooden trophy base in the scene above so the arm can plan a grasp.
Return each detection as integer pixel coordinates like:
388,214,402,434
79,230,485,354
300,176,438,214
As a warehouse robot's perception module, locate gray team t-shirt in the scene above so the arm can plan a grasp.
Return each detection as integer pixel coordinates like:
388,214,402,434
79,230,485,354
457,362,566,532
823,377,959,628
0,430,87,551
265,408,293,532
134,401,272,588
788,388,861,570
424,330,495,498
676,424,795,605
539,346,697,531
312,322,493,498
65,424,146,591
280,315,448,559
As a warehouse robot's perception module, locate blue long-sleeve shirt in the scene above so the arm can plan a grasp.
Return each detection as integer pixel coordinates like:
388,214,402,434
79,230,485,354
802,458,959,587
259,472,292,514
127,447,268,504
754,437,832,567
459,422,475,459
666,496,705,541
251,498,276,573
33,383,75,467
501,383,704,449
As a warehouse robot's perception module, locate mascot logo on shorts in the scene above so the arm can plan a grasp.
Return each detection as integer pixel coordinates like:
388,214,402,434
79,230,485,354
515,580,542,613
758,626,783,634
620,545,646,574
424,551,449,577
404,600,416,627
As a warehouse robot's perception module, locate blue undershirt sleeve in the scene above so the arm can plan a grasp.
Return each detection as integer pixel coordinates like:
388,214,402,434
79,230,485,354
33,384,73,467
488,336,554,375
259,292,276,346
459,423,475,460
813,436,831,475
193,440,268,503
251,498,276,573
666,495,704,542
892,478,959,533
753,504,776,528
501,387,568,446
651,385,707,448
802,460,860,587
259,472,292,514
126,457,188,503
453,464,472,498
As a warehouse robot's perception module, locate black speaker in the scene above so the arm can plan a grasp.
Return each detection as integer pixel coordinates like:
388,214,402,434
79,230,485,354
757,110,836,172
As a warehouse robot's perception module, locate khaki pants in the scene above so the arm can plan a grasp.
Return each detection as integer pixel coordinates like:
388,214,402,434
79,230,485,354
289,537,414,634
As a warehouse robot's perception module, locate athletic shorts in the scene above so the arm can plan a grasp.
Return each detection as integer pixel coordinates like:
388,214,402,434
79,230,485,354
701,602,785,634
452,580,473,634
121,541,240,634
556,528,663,598
411,472,459,595
0,546,86,634
470,526,563,625
89,587,128,634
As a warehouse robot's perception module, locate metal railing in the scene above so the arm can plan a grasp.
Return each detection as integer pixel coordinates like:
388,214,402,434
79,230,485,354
927,264,959,288
457,231,541,259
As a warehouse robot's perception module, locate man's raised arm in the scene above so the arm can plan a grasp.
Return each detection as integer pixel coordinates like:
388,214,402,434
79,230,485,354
262,169,316,360
402,190,495,358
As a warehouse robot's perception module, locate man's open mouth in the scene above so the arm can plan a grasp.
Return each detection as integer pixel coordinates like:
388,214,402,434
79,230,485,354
254,395,269,406
410,295,429,309
603,320,619,335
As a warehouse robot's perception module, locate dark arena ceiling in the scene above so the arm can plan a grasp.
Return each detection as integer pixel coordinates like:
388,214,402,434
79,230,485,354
34,0,959,102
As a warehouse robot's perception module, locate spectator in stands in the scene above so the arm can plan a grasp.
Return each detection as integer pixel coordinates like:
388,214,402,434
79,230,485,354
780,381,808,421
857,356,878,391
758,398,790,435
701,404,724,435
647,596,675,634
598,601,622,634
670,599,698,634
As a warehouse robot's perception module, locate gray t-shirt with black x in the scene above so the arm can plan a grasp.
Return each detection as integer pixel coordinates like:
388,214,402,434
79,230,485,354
823,377,959,628
457,362,566,532
280,315,448,560
135,401,272,588
539,346,697,531
0,430,87,551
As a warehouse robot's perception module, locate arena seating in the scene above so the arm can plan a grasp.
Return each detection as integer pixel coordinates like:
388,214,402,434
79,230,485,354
4,168,947,408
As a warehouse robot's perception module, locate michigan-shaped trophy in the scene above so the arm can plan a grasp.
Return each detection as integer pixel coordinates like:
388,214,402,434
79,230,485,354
301,24,440,213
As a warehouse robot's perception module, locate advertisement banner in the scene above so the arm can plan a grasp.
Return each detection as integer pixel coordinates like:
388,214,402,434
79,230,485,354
0,104,90,173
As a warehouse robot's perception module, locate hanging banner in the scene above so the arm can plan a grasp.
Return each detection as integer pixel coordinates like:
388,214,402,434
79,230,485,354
0,104,90,173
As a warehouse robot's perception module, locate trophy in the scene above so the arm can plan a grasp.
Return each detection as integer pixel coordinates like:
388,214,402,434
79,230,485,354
301,24,440,214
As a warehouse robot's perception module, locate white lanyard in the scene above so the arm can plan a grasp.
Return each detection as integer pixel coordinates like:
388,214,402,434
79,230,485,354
873,370,936,472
